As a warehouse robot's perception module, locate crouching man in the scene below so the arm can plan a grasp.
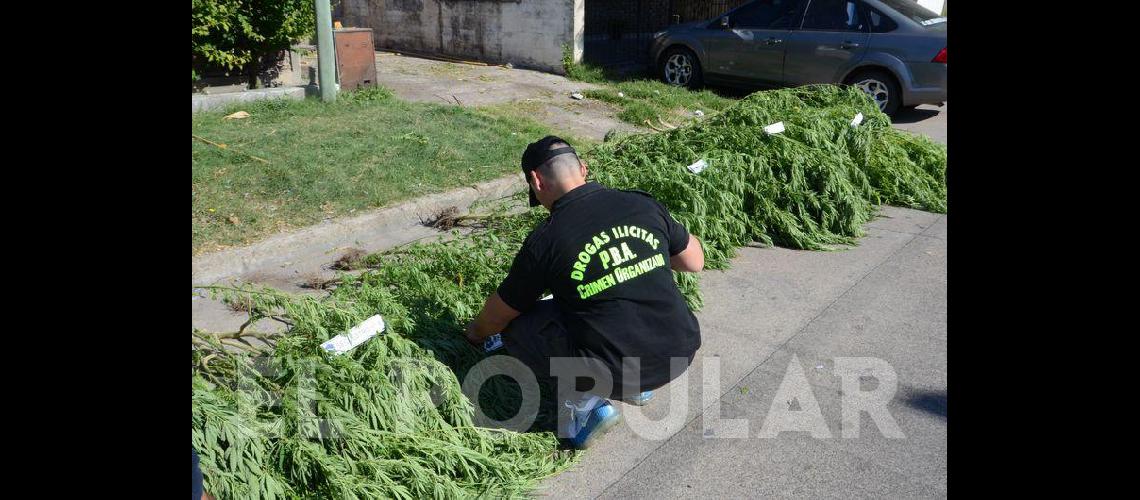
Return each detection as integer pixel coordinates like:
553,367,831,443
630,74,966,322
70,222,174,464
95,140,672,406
464,135,704,449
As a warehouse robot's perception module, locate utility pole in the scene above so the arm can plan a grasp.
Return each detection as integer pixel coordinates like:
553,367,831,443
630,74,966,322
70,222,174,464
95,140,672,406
315,0,337,102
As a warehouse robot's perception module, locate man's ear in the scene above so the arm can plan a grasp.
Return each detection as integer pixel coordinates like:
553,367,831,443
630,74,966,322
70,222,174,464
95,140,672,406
529,170,543,191
580,161,589,178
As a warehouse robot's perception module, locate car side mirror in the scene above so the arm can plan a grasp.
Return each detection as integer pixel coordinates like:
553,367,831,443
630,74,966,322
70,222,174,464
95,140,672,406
719,16,730,29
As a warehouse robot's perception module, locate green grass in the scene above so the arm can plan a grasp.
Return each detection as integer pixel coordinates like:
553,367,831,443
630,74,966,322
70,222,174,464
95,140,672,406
477,100,599,145
192,87,557,254
561,45,737,128
583,80,736,127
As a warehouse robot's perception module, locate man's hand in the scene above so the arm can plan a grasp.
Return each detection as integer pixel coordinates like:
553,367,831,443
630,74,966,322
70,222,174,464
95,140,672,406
463,321,485,347
464,292,521,346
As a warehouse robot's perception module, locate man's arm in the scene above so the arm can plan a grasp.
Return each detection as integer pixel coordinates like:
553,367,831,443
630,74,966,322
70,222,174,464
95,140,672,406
464,292,521,345
670,234,704,273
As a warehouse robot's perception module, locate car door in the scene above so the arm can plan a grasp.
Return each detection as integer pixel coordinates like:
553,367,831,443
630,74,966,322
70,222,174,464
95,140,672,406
700,0,806,86
782,0,871,85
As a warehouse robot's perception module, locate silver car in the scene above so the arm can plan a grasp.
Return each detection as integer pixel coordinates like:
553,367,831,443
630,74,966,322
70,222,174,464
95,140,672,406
649,0,946,116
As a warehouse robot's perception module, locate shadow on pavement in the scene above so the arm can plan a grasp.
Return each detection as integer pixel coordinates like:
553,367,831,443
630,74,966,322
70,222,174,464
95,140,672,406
902,388,947,419
891,107,942,124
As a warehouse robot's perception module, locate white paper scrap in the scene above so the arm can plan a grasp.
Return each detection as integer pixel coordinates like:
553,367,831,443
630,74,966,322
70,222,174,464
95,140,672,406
687,159,708,174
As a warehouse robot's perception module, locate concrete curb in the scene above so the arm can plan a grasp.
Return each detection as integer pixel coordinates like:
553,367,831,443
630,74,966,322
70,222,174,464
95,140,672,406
192,86,307,113
191,173,526,285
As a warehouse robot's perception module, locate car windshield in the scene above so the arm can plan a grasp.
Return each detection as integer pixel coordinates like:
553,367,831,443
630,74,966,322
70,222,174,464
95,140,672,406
875,0,945,26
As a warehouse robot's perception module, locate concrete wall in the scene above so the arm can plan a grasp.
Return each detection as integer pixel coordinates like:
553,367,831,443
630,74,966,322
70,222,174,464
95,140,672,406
340,0,583,74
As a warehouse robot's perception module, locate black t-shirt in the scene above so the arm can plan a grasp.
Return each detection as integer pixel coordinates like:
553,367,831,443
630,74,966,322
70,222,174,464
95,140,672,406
497,182,702,392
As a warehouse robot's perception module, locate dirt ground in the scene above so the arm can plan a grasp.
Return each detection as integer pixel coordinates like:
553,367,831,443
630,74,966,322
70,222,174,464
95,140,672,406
301,50,643,141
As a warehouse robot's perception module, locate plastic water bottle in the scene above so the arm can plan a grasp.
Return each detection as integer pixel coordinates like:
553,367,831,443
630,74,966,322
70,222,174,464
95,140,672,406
322,315,385,355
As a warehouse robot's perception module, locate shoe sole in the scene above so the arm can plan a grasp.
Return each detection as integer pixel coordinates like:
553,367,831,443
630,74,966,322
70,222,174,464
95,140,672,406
577,411,623,450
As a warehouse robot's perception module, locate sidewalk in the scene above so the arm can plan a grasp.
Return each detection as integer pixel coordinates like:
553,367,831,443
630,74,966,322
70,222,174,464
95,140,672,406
539,207,947,497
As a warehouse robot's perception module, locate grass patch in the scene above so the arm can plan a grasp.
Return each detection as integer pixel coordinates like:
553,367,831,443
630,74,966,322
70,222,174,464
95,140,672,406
584,81,735,126
192,87,554,254
475,100,598,148
562,44,737,127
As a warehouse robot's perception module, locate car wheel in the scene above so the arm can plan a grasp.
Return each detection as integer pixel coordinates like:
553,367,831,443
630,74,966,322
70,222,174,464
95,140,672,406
845,69,901,116
660,47,702,88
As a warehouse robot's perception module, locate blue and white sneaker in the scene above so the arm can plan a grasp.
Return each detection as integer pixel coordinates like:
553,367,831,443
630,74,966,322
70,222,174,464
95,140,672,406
564,395,622,449
621,391,655,406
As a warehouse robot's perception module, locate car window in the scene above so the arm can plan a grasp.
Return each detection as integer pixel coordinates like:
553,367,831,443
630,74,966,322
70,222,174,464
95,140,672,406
801,0,866,32
865,5,897,33
729,0,804,30
874,0,944,26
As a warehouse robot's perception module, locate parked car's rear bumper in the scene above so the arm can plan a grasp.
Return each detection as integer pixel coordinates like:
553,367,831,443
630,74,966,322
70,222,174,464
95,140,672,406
904,87,946,106
901,62,946,106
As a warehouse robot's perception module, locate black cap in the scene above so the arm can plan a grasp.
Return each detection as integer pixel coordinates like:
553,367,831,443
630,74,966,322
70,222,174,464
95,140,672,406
521,135,577,207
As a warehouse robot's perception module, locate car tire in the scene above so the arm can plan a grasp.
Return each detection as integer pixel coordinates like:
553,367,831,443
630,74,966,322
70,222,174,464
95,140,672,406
845,69,901,116
660,47,703,89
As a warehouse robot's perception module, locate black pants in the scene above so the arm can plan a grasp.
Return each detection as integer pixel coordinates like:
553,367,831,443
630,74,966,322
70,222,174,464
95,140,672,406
501,300,639,400
192,447,203,499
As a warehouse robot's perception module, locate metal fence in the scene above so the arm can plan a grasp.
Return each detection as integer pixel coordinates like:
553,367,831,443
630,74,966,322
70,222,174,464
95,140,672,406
582,0,750,69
